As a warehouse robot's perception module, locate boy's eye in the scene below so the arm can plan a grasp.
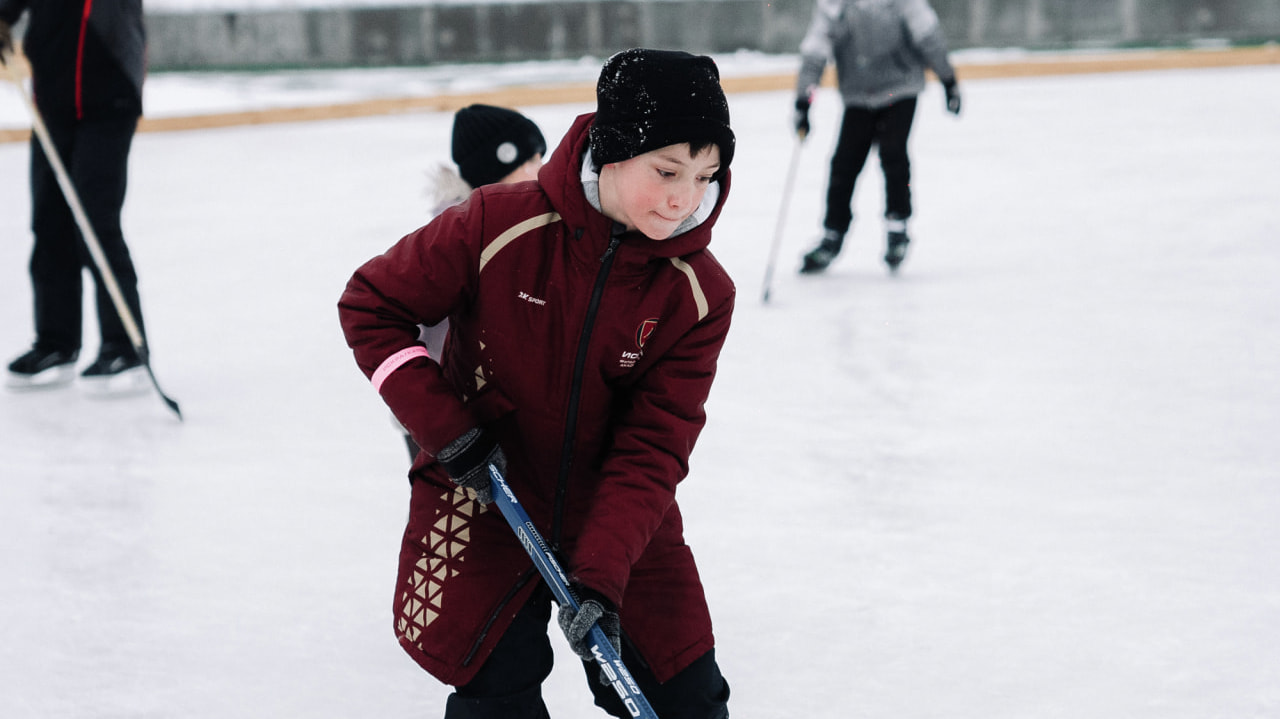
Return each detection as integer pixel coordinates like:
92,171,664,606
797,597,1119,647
656,169,676,178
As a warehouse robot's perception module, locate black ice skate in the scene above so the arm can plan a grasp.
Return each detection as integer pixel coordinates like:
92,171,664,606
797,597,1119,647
800,230,844,274
884,230,910,272
6,346,79,390
80,342,149,396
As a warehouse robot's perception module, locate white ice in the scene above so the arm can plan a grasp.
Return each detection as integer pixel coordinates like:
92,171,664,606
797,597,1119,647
2,59,1278,718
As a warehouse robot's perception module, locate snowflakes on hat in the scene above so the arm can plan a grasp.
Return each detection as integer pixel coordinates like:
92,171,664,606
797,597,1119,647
589,48,734,170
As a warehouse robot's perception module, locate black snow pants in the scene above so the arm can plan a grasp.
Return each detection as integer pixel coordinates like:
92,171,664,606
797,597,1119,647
822,95,918,235
28,114,145,354
444,587,731,719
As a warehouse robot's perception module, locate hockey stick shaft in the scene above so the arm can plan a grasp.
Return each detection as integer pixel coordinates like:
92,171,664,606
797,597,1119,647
760,133,806,304
5,53,182,419
488,465,660,719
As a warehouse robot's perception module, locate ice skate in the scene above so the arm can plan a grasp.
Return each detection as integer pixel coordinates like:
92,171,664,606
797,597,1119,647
80,343,149,397
799,230,844,274
6,346,79,390
884,230,910,272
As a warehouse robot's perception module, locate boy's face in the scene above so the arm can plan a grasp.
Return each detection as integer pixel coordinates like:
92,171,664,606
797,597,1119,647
599,143,721,240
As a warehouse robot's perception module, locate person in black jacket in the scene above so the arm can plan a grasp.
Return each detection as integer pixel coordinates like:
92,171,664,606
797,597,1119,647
1,0,151,392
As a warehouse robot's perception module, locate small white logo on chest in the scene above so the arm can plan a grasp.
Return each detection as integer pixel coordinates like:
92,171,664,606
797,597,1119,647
517,291,547,306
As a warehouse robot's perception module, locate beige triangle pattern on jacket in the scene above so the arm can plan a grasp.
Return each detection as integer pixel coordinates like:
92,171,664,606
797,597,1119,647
396,488,486,643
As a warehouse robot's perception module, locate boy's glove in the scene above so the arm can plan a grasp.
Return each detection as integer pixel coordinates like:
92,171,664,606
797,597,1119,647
793,95,811,138
435,427,503,505
943,79,962,115
0,20,13,63
558,585,621,663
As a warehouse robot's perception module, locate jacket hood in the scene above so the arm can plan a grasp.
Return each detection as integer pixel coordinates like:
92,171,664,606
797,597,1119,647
539,113,732,261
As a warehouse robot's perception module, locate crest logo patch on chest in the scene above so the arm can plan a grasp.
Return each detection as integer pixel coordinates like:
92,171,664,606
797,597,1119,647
618,318,659,370
636,318,659,349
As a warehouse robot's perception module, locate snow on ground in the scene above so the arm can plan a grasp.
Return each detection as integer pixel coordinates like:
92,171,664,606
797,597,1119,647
1,60,1278,718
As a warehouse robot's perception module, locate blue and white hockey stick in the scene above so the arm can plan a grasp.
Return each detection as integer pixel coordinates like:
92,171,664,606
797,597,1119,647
488,464,659,719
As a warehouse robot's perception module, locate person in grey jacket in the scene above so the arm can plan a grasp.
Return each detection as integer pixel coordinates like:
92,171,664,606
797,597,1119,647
793,0,961,274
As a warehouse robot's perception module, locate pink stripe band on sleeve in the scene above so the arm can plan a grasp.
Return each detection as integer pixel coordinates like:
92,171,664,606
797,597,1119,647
371,346,431,393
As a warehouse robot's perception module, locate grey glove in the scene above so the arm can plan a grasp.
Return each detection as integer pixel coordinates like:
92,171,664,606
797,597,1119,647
943,79,962,115
435,427,504,505
557,585,621,663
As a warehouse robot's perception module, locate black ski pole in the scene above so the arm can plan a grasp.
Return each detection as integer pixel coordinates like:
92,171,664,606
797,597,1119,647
761,132,806,304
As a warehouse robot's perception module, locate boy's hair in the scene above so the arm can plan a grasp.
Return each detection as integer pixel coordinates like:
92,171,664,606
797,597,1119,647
589,48,735,179
452,104,546,188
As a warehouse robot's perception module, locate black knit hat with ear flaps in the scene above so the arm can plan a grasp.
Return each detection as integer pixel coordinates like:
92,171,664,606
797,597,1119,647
589,48,735,178
451,104,547,188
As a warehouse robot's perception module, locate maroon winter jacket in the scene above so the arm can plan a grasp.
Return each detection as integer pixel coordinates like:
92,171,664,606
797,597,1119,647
339,112,735,686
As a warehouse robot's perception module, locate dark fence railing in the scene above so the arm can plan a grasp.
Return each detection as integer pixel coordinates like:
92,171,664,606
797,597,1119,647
127,0,1280,71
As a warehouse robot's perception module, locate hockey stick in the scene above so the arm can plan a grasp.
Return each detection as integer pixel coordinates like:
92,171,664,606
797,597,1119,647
488,464,660,719
760,132,806,304
4,50,182,420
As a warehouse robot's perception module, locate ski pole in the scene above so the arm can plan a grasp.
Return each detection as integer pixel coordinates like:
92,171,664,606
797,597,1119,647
488,464,660,719
761,132,806,304
4,50,182,420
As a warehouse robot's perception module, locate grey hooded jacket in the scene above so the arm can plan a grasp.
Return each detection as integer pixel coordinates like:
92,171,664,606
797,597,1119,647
797,0,956,109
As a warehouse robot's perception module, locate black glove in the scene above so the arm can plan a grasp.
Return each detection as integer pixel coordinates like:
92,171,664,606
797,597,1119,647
793,95,811,139
943,79,962,116
557,585,621,663
0,21,13,64
435,427,504,505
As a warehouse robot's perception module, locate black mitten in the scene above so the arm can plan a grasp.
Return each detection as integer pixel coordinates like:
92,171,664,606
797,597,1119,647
435,428,504,505
0,20,13,62
793,95,812,138
944,79,962,115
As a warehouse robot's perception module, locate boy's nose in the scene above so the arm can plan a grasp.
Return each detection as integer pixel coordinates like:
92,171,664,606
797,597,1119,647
669,183,695,209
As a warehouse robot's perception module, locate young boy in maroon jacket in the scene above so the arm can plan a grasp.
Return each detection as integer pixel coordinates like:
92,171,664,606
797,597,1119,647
339,48,736,718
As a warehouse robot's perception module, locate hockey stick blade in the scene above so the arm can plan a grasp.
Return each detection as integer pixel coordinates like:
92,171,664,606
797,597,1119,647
488,464,659,719
144,361,183,420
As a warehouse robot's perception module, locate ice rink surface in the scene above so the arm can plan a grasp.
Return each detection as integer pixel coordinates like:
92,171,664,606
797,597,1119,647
2,58,1278,718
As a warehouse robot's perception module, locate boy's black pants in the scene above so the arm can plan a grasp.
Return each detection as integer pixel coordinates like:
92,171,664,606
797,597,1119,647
28,114,145,354
445,587,730,719
823,96,918,235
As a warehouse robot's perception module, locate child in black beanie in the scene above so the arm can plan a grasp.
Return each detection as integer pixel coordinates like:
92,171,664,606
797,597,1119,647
427,103,547,216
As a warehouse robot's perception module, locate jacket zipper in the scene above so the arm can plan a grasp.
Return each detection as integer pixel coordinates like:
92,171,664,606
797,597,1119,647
462,229,620,665
553,231,621,546
462,567,536,666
